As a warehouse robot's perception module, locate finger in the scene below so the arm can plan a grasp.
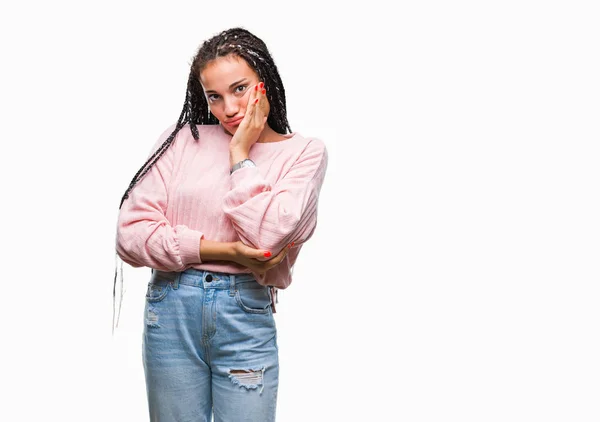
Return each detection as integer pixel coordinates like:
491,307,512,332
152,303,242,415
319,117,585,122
248,96,257,117
246,83,260,115
274,243,290,258
237,241,272,261
259,85,268,119
255,249,273,261
269,243,292,267
253,83,265,125
252,250,283,272
253,82,262,106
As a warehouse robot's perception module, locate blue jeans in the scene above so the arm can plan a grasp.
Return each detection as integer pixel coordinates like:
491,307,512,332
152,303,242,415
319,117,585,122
142,268,279,421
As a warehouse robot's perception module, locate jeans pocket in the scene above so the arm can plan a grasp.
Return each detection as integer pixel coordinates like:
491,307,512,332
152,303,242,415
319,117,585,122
235,284,272,314
145,281,172,303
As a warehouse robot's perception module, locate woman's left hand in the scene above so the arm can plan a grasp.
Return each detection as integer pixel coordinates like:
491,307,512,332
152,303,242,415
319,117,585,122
229,82,269,152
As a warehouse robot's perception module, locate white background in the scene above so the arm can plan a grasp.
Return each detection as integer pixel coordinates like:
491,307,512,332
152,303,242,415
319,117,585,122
1,0,599,421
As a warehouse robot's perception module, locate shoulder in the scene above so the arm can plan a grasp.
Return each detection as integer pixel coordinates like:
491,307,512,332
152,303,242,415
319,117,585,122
297,134,328,163
307,136,327,155
285,134,328,178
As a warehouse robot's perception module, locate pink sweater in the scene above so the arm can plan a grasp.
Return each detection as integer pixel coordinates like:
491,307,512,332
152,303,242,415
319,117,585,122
115,123,328,312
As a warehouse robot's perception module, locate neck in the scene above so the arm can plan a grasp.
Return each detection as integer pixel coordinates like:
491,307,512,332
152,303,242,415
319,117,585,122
256,125,278,143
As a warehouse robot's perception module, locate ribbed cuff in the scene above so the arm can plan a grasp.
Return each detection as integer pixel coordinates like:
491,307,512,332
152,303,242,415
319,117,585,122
230,165,261,187
224,166,271,211
179,229,204,266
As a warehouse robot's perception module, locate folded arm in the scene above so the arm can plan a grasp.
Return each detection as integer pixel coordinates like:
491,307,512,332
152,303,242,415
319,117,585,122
222,139,328,256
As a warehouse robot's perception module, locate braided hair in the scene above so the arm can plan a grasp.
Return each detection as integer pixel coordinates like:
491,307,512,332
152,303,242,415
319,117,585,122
118,27,291,210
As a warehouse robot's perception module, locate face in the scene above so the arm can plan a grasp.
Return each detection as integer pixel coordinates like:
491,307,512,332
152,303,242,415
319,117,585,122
199,54,270,136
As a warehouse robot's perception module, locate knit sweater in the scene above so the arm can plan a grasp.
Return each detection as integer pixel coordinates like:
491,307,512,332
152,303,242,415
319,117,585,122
115,123,328,313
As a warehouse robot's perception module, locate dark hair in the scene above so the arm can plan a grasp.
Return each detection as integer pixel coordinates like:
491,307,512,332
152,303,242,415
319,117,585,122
118,27,291,209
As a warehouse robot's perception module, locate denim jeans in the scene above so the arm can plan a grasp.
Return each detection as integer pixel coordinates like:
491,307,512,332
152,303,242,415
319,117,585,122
142,268,279,421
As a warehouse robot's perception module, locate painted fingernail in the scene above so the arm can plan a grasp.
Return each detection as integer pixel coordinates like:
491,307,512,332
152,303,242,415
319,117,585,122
291,242,295,247
254,98,259,104
255,85,258,91
261,89,266,95
264,251,272,257
259,82,264,89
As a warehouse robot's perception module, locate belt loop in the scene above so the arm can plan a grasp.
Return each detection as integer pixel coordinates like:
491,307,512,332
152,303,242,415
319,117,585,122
172,272,180,290
229,274,236,297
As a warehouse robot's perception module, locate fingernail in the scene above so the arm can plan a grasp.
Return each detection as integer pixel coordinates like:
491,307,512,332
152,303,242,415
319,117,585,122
259,82,264,89
291,242,295,247
261,89,266,95
264,251,272,257
255,85,258,91
254,98,259,104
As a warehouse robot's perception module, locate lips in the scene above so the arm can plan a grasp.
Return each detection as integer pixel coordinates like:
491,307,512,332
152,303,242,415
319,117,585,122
226,117,243,126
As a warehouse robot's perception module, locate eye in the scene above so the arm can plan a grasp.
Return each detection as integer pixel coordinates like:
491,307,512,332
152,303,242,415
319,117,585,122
207,85,246,102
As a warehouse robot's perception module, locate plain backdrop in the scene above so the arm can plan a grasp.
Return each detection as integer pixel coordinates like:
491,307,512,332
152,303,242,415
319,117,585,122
1,0,599,421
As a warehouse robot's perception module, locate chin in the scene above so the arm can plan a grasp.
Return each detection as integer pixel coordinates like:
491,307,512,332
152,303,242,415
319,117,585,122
220,123,235,136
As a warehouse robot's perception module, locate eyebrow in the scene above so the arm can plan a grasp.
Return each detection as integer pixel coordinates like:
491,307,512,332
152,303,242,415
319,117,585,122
204,78,249,94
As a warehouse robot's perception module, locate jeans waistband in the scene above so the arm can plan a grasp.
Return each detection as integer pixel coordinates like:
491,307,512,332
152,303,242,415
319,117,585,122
150,268,258,290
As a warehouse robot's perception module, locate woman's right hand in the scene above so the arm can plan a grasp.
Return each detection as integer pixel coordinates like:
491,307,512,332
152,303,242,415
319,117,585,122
231,241,292,276
229,82,269,154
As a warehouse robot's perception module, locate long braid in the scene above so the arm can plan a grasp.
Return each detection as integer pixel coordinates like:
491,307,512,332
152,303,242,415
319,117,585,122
113,27,292,333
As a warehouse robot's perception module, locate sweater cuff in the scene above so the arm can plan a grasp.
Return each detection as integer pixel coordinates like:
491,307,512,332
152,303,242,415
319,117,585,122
230,165,263,187
179,229,204,266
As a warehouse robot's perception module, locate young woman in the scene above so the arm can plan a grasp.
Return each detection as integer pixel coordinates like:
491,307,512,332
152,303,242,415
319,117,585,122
114,27,328,421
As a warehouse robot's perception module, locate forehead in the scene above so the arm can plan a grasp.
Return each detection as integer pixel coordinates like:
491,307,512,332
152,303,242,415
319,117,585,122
199,55,258,89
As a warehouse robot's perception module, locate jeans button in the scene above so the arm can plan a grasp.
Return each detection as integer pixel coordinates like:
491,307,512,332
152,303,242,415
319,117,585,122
205,274,213,282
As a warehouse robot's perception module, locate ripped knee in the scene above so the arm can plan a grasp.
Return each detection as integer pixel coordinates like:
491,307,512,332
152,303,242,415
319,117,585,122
228,367,266,394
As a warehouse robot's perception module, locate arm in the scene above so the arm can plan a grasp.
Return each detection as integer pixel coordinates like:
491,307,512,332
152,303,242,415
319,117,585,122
116,124,205,272
222,139,328,257
200,239,235,261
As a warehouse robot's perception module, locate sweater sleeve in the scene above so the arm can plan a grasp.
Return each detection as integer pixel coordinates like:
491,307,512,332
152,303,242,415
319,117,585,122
115,124,204,271
222,139,328,256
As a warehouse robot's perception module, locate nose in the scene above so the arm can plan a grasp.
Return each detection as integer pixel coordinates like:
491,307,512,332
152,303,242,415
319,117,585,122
224,96,240,118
